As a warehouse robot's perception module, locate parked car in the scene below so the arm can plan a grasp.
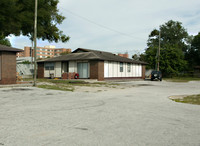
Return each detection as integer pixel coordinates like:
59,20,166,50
150,71,162,81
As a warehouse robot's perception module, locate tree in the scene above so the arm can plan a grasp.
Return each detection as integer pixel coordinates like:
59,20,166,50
185,32,200,69
159,45,187,76
191,32,200,66
0,0,21,37
0,0,69,43
144,20,189,76
0,36,11,46
21,60,31,64
132,54,139,61
132,53,146,62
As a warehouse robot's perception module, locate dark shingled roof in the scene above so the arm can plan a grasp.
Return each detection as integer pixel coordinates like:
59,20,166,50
39,48,147,65
0,44,23,52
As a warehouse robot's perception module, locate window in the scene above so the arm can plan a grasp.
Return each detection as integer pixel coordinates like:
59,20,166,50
127,63,131,72
120,62,123,72
45,63,54,70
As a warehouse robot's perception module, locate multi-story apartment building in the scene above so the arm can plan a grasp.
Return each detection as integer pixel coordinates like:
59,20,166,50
17,46,71,58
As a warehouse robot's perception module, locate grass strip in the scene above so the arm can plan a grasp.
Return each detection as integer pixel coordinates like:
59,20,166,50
172,94,200,105
165,77,200,82
37,85,74,92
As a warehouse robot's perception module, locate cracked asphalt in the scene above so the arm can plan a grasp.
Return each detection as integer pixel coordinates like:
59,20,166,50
0,80,200,146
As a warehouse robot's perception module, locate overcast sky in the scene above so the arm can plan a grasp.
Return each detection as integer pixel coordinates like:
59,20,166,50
9,0,200,57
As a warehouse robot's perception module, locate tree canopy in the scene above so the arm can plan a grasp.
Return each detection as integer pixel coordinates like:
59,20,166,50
144,20,189,76
0,0,69,44
0,36,11,46
185,32,200,69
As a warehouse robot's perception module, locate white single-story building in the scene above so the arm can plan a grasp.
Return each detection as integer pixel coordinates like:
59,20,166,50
37,48,147,81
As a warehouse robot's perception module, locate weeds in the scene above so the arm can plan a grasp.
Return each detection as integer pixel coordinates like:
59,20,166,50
38,85,74,92
172,94,200,105
28,78,121,92
165,77,200,82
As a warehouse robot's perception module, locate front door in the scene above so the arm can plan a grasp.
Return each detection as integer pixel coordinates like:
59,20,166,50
77,62,89,78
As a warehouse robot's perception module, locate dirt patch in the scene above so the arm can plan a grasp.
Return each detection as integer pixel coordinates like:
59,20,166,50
2,88,33,92
132,84,154,87
169,95,188,100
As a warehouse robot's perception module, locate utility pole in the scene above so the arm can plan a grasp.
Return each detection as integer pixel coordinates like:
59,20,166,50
157,30,161,71
31,38,33,78
33,0,38,86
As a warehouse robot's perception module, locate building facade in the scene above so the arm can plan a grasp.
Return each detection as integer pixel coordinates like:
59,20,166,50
17,46,71,58
0,44,23,84
37,48,147,81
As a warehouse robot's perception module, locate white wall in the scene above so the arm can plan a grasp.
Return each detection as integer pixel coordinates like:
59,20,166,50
55,62,62,77
69,61,77,72
104,61,109,77
104,61,142,78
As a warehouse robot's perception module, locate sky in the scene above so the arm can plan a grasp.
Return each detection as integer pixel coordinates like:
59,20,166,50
9,0,200,57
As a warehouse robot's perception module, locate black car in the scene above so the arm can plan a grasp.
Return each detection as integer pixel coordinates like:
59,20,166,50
151,71,162,81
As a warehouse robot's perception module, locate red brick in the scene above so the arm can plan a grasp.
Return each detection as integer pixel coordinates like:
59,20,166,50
0,52,17,84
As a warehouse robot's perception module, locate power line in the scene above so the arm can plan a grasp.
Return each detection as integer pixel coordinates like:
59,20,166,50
59,7,146,41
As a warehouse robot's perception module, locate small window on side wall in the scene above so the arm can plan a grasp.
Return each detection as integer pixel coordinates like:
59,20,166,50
120,62,123,72
45,62,54,70
127,63,131,72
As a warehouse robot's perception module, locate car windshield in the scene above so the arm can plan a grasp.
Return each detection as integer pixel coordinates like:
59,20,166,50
152,71,161,74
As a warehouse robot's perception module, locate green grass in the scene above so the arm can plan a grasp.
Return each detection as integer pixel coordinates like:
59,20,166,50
172,94,200,105
37,85,74,92
164,77,200,82
49,79,86,84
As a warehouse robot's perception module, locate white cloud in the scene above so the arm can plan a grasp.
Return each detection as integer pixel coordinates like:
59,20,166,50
10,0,200,56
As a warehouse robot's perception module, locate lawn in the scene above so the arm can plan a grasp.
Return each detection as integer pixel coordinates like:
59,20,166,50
172,94,200,105
164,77,200,82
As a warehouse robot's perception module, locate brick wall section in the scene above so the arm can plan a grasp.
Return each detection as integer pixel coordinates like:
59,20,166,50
0,52,17,84
142,65,146,79
24,46,31,57
98,61,104,81
118,53,129,58
37,62,44,78
90,60,104,81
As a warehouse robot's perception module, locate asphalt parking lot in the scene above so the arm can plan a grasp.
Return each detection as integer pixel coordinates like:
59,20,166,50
0,80,200,146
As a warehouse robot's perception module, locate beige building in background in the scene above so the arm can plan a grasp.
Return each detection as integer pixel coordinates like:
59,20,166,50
17,46,71,58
